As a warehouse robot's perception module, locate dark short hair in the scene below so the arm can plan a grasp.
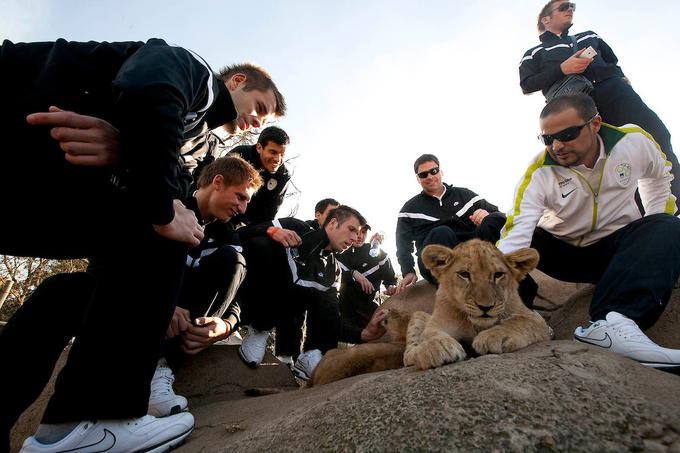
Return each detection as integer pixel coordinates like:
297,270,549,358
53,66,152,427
413,154,440,173
537,0,563,32
540,93,598,122
323,205,367,229
217,63,287,117
314,198,340,215
197,156,263,191
257,126,290,147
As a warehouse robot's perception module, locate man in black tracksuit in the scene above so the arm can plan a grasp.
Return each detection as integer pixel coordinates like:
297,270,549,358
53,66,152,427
227,126,291,226
337,225,397,333
0,38,284,452
519,1,679,202
395,154,506,295
237,206,387,380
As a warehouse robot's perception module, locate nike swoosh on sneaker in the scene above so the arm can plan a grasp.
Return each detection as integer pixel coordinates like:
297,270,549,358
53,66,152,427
574,332,613,348
67,428,116,452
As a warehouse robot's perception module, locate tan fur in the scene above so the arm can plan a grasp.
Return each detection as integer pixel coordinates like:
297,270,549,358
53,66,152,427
403,239,551,370
308,309,410,387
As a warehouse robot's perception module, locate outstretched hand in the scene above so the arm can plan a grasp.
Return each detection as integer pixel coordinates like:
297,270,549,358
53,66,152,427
394,272,417,295
26,106,121,167
360,309,388,342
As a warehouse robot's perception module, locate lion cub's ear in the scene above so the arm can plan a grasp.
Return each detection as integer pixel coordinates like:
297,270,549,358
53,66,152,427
421,244,454,281
503,247,539,281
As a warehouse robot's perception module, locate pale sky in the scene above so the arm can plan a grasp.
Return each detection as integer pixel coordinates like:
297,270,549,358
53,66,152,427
3,0,678,263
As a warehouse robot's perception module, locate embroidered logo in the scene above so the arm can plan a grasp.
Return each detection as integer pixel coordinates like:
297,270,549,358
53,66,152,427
267,178,278,191
453,202,459,206
561,188,576,198
615,163,632,186
557,176,573,188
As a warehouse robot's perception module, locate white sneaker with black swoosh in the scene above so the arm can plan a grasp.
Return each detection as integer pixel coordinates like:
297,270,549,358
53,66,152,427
19,413,194,453
574,311,680,369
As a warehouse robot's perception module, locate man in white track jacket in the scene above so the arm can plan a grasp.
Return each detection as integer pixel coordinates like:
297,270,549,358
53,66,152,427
498,93,680,370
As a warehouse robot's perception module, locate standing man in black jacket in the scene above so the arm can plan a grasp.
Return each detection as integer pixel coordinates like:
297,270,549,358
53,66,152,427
394,154,506,295
0,38,285,453
519,1,679,201
228,126,291,225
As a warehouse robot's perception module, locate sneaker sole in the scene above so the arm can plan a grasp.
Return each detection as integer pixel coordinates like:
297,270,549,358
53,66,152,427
238,346,261,369
292,365,310,381
134,425,193,453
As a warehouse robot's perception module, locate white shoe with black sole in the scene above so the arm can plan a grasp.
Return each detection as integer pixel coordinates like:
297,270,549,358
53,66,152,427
574,311,680,369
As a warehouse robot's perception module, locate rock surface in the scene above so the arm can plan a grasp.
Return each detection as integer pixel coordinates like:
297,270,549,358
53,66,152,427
10,281,680,453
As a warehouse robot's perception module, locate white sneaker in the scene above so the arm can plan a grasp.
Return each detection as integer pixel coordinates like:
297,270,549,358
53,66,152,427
574,311,680,369
148,359,188,417
20,413,194,453
293,349,323,381
276,355,294,370
238,327,270,368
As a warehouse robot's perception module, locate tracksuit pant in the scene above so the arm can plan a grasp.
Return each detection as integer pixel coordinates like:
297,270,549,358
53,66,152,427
521,214,680,328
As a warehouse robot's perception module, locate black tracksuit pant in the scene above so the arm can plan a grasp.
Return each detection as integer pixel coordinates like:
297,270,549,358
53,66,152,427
239,237,341,354
593,77,679,202
0,101,187,451
521,214,680,328
417,211,507,284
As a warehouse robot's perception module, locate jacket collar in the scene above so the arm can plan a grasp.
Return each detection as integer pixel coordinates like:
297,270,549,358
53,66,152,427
203,79,238,129
539,28,570,42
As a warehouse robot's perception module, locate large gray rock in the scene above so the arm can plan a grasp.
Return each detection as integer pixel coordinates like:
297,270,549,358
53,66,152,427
179,341,680,452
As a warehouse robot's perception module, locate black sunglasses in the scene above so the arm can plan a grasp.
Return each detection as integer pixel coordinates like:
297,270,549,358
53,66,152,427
552,2,576,13
417,167,440,179
539,114,598,146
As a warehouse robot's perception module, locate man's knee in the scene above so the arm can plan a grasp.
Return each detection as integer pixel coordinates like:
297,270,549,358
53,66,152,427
423,225,458,247
477,212,506,243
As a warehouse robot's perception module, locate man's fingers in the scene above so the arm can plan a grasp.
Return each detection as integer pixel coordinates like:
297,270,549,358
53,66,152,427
27,110,99,128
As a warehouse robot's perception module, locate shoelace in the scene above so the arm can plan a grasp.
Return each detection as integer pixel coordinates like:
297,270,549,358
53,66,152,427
608,318,655,344
151,368,175,396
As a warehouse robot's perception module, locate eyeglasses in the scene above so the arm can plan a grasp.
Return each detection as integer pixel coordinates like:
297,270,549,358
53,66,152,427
538,114,598,146
551,2,576,13
417,167,440,179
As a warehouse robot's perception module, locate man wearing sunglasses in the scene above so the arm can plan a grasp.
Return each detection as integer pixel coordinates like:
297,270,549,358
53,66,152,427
519,1,679,201
394,154,506,295
498,93,680,369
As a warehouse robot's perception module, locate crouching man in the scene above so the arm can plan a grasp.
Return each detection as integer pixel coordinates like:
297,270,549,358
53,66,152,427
149,156,262,415
237,205,386,380
499,93,680,369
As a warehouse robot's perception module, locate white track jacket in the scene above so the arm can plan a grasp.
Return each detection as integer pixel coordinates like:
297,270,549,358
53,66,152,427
498,124,677,253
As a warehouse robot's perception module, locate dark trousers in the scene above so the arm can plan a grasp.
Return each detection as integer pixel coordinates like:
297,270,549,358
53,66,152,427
240,237,341,354
0,108,187,451
178,246,245,321
593,77,679,202
417,212,507,284
339,284,379,334
521,214,680,328
166,247,246,365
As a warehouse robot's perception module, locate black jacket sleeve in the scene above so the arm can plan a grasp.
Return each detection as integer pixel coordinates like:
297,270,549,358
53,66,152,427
395,206,417,276
519,49,565,95
111,39,212,225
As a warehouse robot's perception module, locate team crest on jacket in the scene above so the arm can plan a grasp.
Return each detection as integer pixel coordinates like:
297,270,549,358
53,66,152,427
615,163,632,186
267,178,278,191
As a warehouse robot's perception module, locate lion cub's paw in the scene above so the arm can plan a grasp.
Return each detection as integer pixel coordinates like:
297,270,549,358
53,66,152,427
472,327,528,355
407,332,466,370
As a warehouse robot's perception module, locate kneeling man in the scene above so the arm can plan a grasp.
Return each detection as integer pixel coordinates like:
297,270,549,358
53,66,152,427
237,205,386,380
498,93,680,369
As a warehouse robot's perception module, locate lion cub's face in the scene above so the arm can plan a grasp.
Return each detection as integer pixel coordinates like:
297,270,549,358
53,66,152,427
421,240,539,329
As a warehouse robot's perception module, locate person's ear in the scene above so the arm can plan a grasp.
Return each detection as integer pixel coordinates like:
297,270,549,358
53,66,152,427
212,174,224,190
591,115,602,134
226,73,247,91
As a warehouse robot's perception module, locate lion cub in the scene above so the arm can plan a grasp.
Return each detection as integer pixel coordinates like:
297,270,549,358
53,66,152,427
403,239,551,370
